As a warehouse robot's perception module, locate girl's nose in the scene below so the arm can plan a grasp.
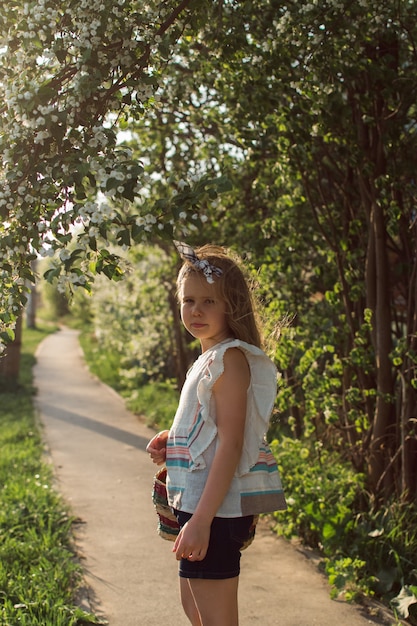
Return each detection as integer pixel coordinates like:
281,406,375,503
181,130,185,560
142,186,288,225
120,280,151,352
192,303,202,316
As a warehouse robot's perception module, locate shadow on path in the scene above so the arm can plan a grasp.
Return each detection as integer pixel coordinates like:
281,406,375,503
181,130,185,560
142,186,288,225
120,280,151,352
40,402,150,451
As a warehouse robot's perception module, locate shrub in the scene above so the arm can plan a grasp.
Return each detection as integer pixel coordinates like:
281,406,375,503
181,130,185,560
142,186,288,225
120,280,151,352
271,436,417,619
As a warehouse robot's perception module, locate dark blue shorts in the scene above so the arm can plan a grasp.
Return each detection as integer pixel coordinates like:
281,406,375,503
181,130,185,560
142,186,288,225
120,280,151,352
174,510,255,580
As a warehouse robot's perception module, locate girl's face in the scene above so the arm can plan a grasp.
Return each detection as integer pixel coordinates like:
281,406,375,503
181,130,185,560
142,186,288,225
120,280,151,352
179,272,231,352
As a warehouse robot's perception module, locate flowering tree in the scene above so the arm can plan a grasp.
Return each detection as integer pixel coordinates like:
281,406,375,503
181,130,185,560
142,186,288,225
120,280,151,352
0,0,227,348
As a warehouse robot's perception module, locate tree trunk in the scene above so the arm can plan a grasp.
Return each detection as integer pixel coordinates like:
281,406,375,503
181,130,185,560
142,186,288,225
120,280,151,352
402,251,417,501
26,259,38,329
401,373,417,501
367,198,395,497
0,314,23,387
167,289,188,389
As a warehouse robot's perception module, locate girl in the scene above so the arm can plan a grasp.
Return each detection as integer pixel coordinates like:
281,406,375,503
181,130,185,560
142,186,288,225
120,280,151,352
147,242,286,626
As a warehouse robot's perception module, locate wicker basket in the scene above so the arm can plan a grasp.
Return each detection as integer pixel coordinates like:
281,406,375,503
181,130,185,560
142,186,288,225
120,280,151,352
152,466,180,541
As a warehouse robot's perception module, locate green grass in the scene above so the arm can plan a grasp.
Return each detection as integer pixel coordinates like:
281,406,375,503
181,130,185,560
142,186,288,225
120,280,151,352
78,329,123,391
125,380,179,429
0,323,103,626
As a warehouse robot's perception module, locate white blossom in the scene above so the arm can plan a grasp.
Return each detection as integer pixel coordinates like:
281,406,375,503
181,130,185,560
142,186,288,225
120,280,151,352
0,0,227,338
59,248,71,261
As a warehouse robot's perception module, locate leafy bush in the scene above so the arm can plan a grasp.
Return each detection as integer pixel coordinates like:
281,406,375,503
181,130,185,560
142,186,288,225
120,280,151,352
83,245,177,385
270,437,365,553
272,436,417,621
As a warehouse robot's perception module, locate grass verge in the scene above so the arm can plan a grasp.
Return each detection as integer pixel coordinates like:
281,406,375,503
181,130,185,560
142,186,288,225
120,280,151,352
0,324,102,626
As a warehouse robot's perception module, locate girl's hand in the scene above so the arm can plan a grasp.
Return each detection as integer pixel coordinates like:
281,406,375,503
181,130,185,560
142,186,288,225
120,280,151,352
172,516,211,562
146,430,169,465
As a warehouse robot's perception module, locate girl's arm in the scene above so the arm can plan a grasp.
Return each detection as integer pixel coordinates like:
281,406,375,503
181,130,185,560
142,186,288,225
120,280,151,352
173,348,249,561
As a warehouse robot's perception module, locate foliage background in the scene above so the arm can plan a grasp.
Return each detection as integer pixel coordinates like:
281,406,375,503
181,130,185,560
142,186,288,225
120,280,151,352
1,0,417,621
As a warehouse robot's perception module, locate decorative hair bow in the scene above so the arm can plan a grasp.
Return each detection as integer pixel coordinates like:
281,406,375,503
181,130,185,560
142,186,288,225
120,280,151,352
174,241,223,284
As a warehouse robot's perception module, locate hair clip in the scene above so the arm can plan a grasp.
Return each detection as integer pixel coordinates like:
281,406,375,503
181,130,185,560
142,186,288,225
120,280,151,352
174,241,223,284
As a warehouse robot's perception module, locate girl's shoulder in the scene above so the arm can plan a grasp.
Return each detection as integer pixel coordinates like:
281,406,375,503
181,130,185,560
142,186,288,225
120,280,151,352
223,344,249,365
213,339,276,373
219,345,251,385
199,339,277,393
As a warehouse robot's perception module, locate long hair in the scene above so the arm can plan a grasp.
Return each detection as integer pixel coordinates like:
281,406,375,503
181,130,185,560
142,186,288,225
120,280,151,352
176,244,262,348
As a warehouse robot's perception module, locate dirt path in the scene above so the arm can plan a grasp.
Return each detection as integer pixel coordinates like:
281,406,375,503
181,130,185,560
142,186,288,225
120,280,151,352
34,328,394,626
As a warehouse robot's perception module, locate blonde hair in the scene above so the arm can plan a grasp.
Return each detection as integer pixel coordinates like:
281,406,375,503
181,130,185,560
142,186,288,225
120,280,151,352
176,244,262,348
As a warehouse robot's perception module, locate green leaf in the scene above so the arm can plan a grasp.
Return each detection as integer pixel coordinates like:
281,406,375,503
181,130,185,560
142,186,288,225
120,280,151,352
106,178,119,191
131,222,144,241
37,83,56,103
322,522,337,541
43,267,61,282
1,328,15,343
54,45,67,63
117,228,131,247
214,176,233,193
122,179,136,202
